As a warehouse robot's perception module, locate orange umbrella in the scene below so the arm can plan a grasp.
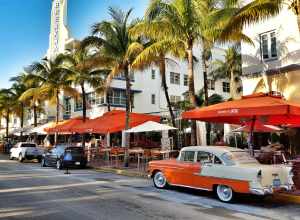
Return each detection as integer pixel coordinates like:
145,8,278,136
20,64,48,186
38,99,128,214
182,93,300,154
45,117,89,134
72,110,160,134
182,93,300,126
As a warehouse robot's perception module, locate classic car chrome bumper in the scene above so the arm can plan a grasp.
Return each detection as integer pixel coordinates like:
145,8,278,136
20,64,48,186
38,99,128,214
250,184,294,196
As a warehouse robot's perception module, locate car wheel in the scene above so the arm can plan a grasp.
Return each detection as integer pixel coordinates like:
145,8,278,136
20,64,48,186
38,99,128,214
153,171,168,189
41,158,46,167
216,185,234,203
56,160,63,170
9,153,14,160
18,154,24,162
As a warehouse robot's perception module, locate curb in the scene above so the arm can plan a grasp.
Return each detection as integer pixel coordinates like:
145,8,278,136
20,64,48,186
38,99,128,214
272,192,300,204
93,167,148,178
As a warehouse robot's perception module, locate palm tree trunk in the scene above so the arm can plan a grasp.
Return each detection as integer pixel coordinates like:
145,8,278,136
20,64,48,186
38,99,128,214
81,84,87,122
230,70,235,99
124,64,131,167
106,91,111,112
297,3,300,34
5,111,9,138
33,105,37,127
187,41,197,146
20,103,24,138
159,55,176,127
56,91,60,124
81,84,87,148
124,64,131,131
202,58,209,107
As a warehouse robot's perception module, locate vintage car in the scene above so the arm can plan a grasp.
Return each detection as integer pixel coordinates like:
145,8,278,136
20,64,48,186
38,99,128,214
148,146,294,202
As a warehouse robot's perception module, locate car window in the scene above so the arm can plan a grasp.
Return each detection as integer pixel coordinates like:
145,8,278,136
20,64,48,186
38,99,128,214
197,152,213,164
221,151,259,165
180,151,195,162
197,151,223,165
21,143,36,148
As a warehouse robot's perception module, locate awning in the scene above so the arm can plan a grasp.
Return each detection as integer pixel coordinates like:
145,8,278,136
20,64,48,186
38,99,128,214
27,122,59,135
45,117,88,134
125,121,177,133
72,110,160,134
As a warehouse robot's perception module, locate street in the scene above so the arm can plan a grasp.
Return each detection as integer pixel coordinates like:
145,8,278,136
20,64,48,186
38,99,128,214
0,154,299,220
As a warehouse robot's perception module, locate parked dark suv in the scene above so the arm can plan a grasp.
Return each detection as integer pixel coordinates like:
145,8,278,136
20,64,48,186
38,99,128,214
41,144,87,169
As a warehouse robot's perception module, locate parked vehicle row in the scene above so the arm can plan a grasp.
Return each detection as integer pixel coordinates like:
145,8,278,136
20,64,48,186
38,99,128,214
9,142,87,170
148,146,295,203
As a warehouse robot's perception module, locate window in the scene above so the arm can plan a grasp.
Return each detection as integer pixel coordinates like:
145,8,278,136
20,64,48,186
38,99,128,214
260,31,277,61
222,82,230,93
64,97,71,115
74,98,83,112
151,94,156,105
86,92,105,107
170,72,180,85
151,69,156,80
180,151,195,162
184,75,188,86
207,79,215,90
115,72,134,81
108,90,127,106
197,151,222,164
197,152,212,163
170,95,181,104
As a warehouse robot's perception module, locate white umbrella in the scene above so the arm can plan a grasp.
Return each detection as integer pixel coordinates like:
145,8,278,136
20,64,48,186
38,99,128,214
125,121,177,133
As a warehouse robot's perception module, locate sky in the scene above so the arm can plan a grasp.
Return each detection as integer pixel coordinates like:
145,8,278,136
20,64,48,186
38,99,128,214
0,0,148,89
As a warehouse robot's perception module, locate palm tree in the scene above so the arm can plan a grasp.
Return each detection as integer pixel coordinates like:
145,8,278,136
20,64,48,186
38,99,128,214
130,22,185,127
142,0,205,145
9,74,28,137
0,89,17,138
210,45,242,99
84,7,144,134
218,0,283,42
18,71,44,128
57,41,108,122
21,57,78,124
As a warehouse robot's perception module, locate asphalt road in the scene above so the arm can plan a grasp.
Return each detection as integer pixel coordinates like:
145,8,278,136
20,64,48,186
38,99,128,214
0,154,299,220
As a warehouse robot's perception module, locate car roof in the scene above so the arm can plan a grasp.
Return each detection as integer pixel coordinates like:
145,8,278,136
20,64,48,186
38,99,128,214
181,146,246,157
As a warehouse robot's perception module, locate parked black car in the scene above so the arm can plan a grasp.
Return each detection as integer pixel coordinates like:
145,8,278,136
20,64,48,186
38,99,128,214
41,144,87,169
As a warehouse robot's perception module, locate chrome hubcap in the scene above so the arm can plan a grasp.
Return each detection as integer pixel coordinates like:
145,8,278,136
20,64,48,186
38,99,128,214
154,172,166,188
217,185,232,201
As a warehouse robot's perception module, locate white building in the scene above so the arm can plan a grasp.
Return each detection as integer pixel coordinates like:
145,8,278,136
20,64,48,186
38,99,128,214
241,3,300,100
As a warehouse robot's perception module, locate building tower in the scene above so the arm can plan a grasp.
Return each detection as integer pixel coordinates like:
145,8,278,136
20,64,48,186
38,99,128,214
47,0,70,59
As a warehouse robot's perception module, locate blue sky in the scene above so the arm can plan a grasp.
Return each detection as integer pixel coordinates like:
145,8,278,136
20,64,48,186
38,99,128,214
0,0,148,88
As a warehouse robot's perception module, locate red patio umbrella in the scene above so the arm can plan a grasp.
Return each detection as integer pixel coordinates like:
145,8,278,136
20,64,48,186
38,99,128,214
182,93,300,154
72,110,160,134
45,117,89,134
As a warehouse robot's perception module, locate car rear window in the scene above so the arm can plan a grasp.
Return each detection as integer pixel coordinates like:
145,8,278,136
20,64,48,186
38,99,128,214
66,148,84,153
221,151,259,165
21,144,36,148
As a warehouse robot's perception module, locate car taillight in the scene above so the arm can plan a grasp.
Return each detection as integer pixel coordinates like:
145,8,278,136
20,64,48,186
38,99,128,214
257,170,262,183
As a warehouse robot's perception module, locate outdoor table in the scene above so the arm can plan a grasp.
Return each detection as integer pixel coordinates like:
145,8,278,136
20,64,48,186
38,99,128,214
128,148,144,170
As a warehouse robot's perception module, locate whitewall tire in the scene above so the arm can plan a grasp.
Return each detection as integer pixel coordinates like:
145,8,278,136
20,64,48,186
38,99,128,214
216,185,234,203
153,171,168,189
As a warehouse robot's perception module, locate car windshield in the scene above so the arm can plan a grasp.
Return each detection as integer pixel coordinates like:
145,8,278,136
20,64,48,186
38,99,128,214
221,151,259,165
21,144,36,148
